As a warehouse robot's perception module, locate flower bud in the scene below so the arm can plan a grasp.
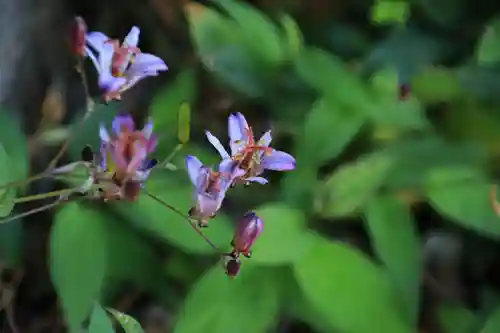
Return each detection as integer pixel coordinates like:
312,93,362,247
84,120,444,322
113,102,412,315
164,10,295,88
224,258,241,278
232,212,263,255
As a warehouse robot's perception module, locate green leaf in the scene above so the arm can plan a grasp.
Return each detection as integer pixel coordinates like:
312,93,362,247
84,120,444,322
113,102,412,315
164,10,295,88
279,14,303,59
438,304,478,333
476,16,500,65
89,302,114,333
315,151,395,218
371,1,409,25
0,217,23,266
480,306,500,333
113,181,232,254
0,112,28,183
364,197,421,325
174,264,279,333
0,144,15,217
299,98,365,166
411,67,464,103
213,0,285,64
415,0,464,29
50,203,107,331
425,166,500,239
294,236,411,333
108,308,145,333
294,47,373,109
251,203,314,264
68,102,119,160
177,103,191,144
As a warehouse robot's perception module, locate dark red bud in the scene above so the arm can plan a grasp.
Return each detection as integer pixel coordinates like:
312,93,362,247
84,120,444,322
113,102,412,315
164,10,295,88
232,212,264,254
224,258,241,278
71,16,87,57
398,83,411,101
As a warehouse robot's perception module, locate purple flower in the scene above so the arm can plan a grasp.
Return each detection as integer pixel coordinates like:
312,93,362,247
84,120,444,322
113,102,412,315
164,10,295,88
99,114,158,181
204,112,296,186
185,155,242,227
85,26,168,101
232,212,264,257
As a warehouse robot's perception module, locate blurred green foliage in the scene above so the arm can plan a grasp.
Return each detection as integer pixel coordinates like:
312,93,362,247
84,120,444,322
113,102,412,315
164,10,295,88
4,0,500,332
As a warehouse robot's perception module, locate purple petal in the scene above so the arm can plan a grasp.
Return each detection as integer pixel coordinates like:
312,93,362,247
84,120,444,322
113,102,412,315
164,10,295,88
186,155,203,186
99,124,111,142
218,159,236,174
196,193,222,217
142,119,154,138
123,26,140,48
261,150,296,171
86,32,109,51
146,134,158,154
228,112,249,155
112,114,135,134
257,130,272,147
98,43,115,74
85,46,100,70
99,72,127,94
125,53,168,78
246,176,268,185
205,131,230,159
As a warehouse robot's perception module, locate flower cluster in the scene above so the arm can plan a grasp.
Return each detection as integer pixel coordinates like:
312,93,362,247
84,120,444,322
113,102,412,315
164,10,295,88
66,19,297,277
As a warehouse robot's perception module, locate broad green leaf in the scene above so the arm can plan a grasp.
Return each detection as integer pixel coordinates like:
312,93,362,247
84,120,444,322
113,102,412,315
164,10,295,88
411,67,464,103
300,98,365,166
0,144,15,217
315,151,395,217
177,103,191,144
425,166,500,238
113,182,232,254
89,302,114,333
0,112,28,183
480,306,500,333
150,70,197,147
364,197,421,325
108,308,145,333
371,1,409,25
214,0,285,64
279,14,303,59
294,47,372,109
476,17,500,65
0,217,23,265
251,203,314,264
369,68,429,132
294,236,411,333
50,203,107,331
438,304,478,333
68,102,119,160
174,264,279,333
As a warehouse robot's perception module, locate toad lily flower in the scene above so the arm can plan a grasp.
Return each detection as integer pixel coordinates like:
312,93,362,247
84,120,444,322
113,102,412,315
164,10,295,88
97,114,158,200
85,26,168,101
205,112,296,186
185,156,242,227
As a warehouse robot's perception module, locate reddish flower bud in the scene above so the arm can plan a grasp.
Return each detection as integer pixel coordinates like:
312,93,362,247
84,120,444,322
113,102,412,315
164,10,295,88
224,258,241,278
71,16,87,57
232,212,264,256
398,83,411,101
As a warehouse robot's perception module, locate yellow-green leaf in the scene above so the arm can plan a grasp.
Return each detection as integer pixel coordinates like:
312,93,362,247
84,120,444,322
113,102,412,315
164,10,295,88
178,103,191,144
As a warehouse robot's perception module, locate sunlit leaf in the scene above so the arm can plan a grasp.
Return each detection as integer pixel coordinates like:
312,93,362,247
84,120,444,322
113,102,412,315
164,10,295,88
364,196,421,325
425,166,500,239
315,152,395,217
371,1,409,25
411,67,464,103
89,302,114,333
280,14,303,59
438,304,478,333
174,264,279,333
476,16,500,65
251,203,314,264
108,308,145,333
177,103,191,144
294,236,411,333
50,203,107,331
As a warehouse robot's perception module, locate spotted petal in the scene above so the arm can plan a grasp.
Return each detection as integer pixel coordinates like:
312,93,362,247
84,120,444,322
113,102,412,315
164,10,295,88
261,150,296,171
205,131,230,159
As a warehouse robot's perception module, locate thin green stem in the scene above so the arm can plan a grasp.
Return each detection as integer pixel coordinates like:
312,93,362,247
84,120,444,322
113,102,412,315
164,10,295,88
144,190,220,252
